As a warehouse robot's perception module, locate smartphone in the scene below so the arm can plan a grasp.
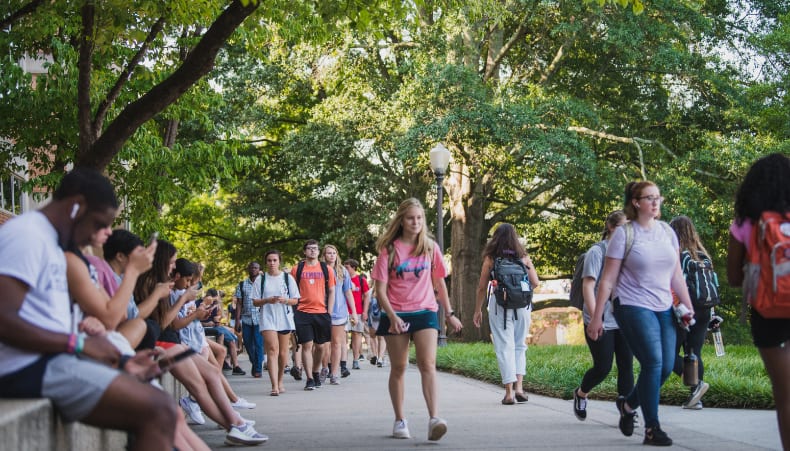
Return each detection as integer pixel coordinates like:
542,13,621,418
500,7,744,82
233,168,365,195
158,348,196,372
147,231,159,247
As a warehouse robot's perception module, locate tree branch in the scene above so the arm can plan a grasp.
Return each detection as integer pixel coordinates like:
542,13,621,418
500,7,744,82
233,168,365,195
78,0,259,170
94,15,167,132
77,1,96,155
483,20,528,82
0,0,45,30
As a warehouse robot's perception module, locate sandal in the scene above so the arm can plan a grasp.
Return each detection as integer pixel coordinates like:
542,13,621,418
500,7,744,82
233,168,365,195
270,390,279,396
515,393,528,403
502,397,515,405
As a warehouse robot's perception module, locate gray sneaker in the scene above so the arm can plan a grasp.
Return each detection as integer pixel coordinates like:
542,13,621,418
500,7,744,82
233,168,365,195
684,381,709,408
319,367,329,384
330,374,340,385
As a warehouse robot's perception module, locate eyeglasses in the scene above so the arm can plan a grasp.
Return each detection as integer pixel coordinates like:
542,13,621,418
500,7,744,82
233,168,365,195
305,246,319,251
638,195,664,203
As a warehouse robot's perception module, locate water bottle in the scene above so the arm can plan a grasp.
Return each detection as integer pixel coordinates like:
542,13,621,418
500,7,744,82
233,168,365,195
682,351,699,386
712,329,725,357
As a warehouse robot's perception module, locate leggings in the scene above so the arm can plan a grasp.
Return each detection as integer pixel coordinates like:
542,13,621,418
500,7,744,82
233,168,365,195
581,325,634,396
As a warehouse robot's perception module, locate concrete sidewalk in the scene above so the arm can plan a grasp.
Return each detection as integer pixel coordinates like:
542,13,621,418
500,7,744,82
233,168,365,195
194,356,781,450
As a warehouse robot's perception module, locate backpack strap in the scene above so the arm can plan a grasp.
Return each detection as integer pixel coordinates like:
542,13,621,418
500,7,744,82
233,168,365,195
295,261,305,286
320,262,330,307
283,272,291,298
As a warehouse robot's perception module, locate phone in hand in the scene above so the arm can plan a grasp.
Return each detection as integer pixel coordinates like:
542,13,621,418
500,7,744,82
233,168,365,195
147,231,159,247
158,348,196,372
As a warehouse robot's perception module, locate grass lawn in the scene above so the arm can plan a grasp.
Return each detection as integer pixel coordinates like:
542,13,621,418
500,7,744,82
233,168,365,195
430,342,774,409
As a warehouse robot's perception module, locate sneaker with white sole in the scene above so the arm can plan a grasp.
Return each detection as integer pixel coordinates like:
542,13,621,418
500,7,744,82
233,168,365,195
225,423,268,446
392,419,410,439
231,397,256,409
682,401,703,410
428,417,448,441
573,387,587,421
330,374,340,385
179,396,205,425
683,381,709,408
319,367,329,384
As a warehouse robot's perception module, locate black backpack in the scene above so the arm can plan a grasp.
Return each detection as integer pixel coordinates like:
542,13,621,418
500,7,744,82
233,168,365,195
295,261,330,308
569,242,606,311
681,250,720,310
490,257,533,329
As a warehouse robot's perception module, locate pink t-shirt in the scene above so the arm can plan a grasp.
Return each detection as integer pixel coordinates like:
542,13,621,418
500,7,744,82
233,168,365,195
729,218,754,253
371,239,447,313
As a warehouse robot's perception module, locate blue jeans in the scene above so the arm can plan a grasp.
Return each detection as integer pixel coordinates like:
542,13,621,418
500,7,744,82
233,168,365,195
241,323,263,374
613,302,676,429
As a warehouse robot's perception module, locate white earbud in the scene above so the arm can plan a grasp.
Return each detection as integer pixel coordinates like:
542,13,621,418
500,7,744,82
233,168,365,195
70,203,80,220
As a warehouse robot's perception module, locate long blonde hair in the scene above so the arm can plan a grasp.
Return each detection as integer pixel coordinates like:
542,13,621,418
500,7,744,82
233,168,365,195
321,244,346,281
375,198,434,271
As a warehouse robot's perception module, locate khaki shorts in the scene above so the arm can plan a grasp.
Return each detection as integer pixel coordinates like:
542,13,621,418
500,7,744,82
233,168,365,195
345,314,365,333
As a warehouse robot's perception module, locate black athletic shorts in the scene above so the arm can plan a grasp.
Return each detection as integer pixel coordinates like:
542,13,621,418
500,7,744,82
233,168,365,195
294,310,332,345
751,307,790,348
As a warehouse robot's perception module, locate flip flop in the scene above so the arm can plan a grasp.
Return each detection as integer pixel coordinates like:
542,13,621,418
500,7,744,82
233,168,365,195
515,393,528,403
270,390,279,396
502,397,515,405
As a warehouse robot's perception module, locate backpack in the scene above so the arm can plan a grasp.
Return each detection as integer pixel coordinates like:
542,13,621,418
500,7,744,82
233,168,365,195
490,257,533,329
569,242,606,310
295,261,330,307
568,220,670,310
680,250,720,310
744,211,790,318
368,296,381,322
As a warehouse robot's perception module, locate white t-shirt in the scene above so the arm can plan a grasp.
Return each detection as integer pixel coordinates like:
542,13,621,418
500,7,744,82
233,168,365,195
259,272,299,332
0,212,72,376
607,221,679,312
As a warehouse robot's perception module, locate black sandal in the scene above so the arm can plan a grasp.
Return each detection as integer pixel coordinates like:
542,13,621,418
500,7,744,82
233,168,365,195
515,393,528,403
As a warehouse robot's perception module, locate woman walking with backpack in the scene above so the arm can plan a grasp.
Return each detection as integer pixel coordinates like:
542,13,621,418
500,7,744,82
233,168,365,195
669,215,717,410
473,223,540,405
372,198,462,441
727,153,790,450
587,181,695,447
571,211,634,421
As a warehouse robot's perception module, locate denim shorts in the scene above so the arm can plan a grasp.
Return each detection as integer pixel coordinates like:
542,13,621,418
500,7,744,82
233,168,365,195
376,310,438,336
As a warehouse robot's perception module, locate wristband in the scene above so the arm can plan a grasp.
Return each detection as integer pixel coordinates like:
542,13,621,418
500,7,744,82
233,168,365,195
66,333,77,354
118,354,131,371
75,333,86,356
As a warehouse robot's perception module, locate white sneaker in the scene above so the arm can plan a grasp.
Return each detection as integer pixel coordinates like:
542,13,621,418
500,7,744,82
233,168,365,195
225,423,268,446
231,397,256,409
428,417,447,441
179,396,205,425
392,419,410,439
216,417,256,429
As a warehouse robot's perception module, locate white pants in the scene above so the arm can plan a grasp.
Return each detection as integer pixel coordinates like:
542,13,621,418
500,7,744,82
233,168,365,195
487,297,530,385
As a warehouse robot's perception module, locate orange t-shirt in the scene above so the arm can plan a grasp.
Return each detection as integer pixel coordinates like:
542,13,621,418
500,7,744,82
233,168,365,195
292,261,336,314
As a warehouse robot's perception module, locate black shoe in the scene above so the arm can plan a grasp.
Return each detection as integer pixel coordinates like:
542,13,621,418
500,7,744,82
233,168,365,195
232,366,246,376
643,426,672,446
304,379,315,391
222,362,233,372
573,387,587,421
341,367,351,378
290,366,302,381
312,372,322,388
616,396,636,437
370,356,378,365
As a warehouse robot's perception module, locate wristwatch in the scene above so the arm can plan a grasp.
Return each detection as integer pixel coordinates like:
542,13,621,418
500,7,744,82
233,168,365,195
446,310,456,318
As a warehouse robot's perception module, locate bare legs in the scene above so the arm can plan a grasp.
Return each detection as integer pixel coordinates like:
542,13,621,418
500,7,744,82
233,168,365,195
263,330,290,393
759,343,790,450
82,374,177,451
330,325,346,377
384,328,440,420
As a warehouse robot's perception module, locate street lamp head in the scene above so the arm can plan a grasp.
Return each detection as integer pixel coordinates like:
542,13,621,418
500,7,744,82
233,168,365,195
429,143,451,176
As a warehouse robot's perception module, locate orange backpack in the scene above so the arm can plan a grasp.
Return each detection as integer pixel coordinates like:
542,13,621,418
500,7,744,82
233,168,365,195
744,211,790,318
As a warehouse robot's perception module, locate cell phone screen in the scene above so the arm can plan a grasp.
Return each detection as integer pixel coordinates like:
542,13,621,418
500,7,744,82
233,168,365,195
148,232,159,247
158,348,196,372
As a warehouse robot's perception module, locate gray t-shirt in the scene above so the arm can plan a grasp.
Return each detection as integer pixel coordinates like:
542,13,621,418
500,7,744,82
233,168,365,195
581,241,619,329
607,221,678,312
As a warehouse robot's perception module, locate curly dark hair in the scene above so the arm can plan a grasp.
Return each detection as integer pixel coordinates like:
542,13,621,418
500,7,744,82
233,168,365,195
482,223,527,260
734,153,790,223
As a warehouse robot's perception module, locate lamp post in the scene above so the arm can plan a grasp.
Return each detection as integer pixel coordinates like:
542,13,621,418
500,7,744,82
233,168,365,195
429,143,451,347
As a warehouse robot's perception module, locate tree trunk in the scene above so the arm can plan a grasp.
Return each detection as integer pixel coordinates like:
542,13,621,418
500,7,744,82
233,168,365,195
448,159,491,342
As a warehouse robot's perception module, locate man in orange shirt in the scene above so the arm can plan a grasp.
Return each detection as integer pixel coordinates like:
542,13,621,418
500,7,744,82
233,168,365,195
291,240,336,391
